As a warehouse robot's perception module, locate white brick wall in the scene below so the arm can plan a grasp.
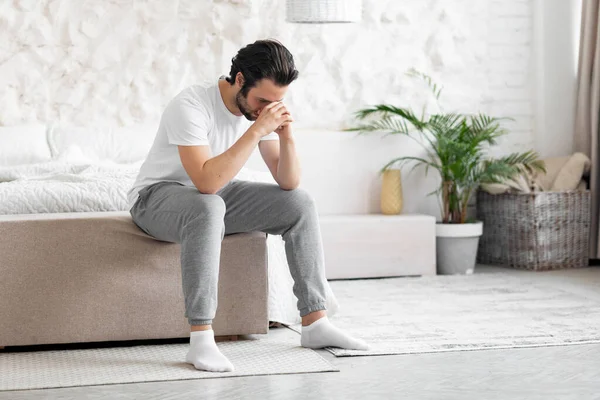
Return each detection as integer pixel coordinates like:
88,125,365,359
0,0,535,147
485,0,534,155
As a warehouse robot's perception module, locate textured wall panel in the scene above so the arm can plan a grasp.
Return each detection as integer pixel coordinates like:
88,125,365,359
0,0,533,151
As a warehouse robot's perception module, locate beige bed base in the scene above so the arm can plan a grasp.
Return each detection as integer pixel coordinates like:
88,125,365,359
0,211,269,348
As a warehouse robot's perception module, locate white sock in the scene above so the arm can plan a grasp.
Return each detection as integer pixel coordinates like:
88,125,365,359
300,316,370,350
185,329,235,372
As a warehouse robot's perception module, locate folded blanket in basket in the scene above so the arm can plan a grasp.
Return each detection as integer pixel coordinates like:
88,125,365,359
481,152,590,194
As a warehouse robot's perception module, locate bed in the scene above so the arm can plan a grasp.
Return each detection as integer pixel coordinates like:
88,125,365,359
0,124,339,347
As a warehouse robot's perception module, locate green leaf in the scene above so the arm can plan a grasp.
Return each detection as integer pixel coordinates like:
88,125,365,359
379,156,441,174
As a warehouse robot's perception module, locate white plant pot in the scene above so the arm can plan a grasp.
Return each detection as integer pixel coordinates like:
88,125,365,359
435,221,483,275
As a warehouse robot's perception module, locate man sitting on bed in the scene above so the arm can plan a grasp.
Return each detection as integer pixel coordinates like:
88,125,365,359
126,39,369,373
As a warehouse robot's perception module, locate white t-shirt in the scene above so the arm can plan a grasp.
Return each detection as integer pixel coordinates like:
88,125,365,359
126,76,279,211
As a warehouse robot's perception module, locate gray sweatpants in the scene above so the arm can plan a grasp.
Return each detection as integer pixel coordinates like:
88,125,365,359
129,179,328,326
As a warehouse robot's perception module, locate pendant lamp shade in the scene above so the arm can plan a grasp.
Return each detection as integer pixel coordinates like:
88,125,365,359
286,0,362,23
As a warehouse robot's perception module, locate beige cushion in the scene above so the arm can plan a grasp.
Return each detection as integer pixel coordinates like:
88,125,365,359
550,152,591,191
533,155,571,190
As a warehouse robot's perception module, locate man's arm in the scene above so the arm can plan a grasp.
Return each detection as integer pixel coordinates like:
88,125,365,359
178,127,262,194
259,135,301,190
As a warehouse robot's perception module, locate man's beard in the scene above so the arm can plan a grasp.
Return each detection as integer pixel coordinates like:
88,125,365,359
235,91,256,121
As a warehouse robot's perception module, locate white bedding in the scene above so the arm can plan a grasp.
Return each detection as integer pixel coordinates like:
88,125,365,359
0,160,339,325
0,161,142,214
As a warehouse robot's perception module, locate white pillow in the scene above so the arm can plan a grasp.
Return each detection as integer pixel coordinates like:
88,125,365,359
48,123,159,164
0,125,52,166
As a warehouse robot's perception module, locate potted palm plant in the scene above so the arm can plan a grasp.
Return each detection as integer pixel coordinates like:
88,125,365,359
345,70,545,275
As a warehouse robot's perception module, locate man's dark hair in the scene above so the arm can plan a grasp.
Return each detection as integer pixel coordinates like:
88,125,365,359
226,39,299,96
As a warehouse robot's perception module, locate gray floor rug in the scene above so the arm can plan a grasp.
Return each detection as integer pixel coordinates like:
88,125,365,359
0,327,338,391
287,273,600,357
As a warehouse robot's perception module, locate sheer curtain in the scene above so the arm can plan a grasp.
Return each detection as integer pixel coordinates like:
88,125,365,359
574,0,600,257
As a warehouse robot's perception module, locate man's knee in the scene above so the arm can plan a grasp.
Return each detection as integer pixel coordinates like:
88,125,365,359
202,194,226,215
188,194,226,224
284,187,317,214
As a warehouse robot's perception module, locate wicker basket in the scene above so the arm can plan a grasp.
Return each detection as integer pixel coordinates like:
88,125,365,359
476,190,590,270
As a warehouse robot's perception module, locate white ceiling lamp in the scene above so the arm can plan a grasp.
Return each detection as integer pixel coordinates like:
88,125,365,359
286,0,362,23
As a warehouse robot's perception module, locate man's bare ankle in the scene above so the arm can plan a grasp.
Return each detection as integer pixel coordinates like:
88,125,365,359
191,324,212,332
301,310,327,326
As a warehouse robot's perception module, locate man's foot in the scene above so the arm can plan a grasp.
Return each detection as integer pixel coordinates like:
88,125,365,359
185,329,235,372
300,316,369,350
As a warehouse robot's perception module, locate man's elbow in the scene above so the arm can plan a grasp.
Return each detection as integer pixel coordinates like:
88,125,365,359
197,187,218,195
192,177,221,194
196,182,224,194
279,181,300,191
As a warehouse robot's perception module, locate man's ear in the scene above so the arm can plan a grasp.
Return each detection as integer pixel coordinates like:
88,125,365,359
235,72,245,88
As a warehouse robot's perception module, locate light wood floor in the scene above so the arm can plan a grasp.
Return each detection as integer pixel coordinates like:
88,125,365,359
1,265,599,400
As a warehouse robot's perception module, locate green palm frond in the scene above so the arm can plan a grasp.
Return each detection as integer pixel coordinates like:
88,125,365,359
496,151,546,173
344,115,410,136
349,104,428,131
406,68,443,100
379,156,441,174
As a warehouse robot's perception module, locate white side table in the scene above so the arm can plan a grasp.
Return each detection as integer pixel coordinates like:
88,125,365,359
319,214,436,279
